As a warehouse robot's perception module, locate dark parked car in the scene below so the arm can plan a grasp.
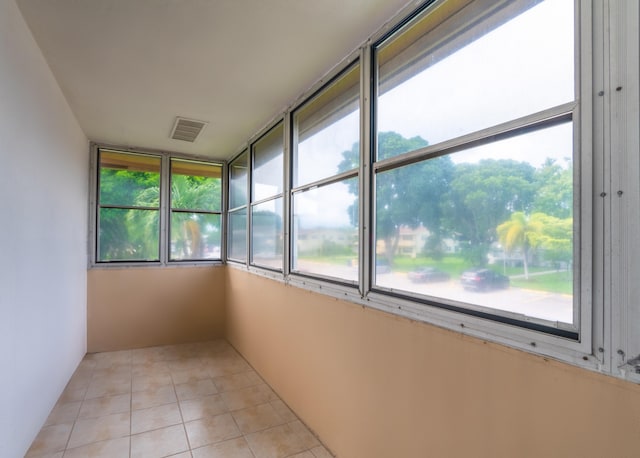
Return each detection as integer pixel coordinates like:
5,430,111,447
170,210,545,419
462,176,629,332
407,267,450,283
460,269,509,291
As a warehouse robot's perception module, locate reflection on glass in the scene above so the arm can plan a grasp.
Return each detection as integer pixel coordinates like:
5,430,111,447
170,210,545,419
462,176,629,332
292,179,358,281
230,151,248,209
374,123,574,325
98,208,159,261
171,160,221,213
294,64,360,186
170,213,220,260
99,151,161,207
376,0,574,159
253,124,284,201
228,209,247,261
251,198,283,270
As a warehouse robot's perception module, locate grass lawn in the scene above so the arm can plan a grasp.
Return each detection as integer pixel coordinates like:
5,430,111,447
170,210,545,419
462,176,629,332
510,271,573,295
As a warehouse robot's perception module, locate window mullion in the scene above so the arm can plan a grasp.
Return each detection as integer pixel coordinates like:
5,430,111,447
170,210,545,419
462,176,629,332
160,155,170,264
361,44,373,297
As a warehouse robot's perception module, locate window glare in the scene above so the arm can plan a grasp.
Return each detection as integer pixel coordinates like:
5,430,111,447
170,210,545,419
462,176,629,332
377,0,574,158
170,213,221,260
293,179,359,281
252,198,284,270
230,151,248,209
294,64,360,187
228,209,247,261
253,124,284,201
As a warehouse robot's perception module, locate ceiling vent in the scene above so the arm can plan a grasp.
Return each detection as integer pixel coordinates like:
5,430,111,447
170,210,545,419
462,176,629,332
170,117,208,142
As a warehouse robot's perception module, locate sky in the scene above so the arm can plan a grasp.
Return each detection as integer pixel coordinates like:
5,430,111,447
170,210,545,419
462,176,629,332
276,0,575,229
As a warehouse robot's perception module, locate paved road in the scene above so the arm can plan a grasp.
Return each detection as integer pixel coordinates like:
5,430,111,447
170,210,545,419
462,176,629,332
377,272,573,324
295,260,573,324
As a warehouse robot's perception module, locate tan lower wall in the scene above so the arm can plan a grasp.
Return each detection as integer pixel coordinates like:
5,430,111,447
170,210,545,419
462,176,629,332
88,266,225,352
226,268,640,458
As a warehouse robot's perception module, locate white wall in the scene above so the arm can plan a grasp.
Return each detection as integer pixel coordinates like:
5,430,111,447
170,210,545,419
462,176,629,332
0,0,88,456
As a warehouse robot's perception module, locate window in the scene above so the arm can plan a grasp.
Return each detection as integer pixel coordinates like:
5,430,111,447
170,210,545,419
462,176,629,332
226,0,624,374
372,0,580,334
169,159,222,261
228,150,248,262
291,63,360,283
94,147,222,265
97,150,161,262
251,123,284,270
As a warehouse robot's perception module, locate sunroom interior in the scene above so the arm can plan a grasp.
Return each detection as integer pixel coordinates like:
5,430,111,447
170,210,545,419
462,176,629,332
2,0,640,456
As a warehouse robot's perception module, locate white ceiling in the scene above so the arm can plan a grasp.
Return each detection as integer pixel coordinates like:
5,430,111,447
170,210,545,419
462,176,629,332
16,0,414,161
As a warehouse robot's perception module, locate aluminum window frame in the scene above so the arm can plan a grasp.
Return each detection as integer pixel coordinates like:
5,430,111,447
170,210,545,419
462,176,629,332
168,158,224,262
366,0,592,351
249,121,286,272
89,143,224,268
227,149,250,264
227,0,618,374
289,61,361,286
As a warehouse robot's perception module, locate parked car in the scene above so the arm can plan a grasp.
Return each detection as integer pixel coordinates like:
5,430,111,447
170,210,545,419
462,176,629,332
407,267,450,283
460,268,509,291
376,258,391,274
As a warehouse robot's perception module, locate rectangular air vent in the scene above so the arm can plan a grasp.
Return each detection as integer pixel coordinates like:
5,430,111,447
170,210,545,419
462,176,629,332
170,117,208,142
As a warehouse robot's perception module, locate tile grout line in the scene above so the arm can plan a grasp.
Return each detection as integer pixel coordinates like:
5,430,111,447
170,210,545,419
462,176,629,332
171,360,193,456
129,351,133,458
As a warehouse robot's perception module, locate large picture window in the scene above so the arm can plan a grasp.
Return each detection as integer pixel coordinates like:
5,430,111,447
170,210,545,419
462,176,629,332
372,0,578,332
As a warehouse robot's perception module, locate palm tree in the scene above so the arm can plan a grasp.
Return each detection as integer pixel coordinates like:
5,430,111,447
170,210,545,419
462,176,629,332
496,212,546,279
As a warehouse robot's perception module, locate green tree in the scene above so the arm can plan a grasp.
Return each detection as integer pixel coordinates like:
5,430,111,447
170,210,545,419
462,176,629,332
444,159,536,266
496,212,546,279
99,168,160,260
532,158,573,218
169,174,221,259
338,132,454,264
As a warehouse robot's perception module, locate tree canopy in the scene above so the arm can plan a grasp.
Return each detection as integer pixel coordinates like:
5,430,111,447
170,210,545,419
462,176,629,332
337,131,573,268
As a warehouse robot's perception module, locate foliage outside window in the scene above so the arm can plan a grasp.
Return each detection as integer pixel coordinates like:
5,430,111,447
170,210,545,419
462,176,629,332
97,150,161,262
291,63,360,283
96,148,222,264
371,0,577,331
170,159,222,261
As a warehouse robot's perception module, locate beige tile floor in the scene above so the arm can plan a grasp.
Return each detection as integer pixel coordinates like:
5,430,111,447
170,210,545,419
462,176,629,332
26,340,333,458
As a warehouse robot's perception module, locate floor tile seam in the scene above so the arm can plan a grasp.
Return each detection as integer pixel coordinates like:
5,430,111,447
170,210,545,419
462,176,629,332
230,410,289,436
130,415,184,438
171,369,193,453
129,360,134,458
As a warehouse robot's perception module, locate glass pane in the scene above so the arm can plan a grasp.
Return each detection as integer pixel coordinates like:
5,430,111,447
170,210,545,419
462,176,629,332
293,64,360,186
374,123,574,325
228,209,247,261
171,160,222,212
292,178,358,282
253,123,284,201
230,150,248,209
170,212,221,260
376,0,574,159
251,198,283,270
98,208,159,261
99,150,160,207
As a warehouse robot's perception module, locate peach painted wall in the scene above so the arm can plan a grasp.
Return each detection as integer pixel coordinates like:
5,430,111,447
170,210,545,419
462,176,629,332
88,266,225,352
226,268,640,458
